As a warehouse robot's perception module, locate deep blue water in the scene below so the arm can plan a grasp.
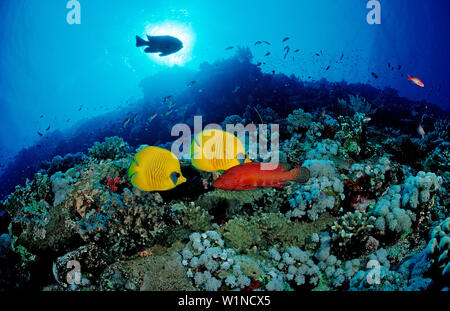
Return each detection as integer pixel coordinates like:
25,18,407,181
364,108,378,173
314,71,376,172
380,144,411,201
0,0,449,196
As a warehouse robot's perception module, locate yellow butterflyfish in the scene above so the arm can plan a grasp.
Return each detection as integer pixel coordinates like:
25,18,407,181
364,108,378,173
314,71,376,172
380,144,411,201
128,146,186,191
191,129,250,172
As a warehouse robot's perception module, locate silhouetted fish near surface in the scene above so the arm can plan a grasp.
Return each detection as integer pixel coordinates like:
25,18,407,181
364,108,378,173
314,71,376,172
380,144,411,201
225,46,234,50
40,115,44,119
282,37,290,42
46,126,51,131
78,105,83,111
37,132,43,137
264,52,271,56
371,72,379,79
254,41,262,45
340,53,344,60
136,35,183,57
262,41,271,45
294,49,300,53
325,65,330,71
132,114,138,124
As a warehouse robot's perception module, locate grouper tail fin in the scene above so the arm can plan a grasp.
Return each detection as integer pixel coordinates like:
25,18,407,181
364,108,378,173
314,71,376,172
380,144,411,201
136,35,147,47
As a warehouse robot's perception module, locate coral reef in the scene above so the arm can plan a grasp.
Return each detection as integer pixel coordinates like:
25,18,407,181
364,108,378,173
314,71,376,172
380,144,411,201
88,136,132,162
0,53,448,292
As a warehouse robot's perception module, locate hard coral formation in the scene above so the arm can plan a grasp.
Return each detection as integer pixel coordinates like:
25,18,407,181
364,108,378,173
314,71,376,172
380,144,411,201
425,217,450,286
88,136,132,162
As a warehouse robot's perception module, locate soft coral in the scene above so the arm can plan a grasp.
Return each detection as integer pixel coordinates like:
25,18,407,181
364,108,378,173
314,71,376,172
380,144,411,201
107,176,120,193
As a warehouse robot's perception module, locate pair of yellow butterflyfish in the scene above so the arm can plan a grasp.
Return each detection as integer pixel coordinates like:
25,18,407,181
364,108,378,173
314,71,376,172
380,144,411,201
128,129,250,191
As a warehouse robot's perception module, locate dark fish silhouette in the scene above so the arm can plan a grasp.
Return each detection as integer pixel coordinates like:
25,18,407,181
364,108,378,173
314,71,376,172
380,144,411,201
371,72,379,79
283,47,290,59
46,125,51,131
294,49,300,53
264,52,271,57
136,35,183,57
325,65,330,71
225,46,234,50
262,41,271,45
37,132,43,137
282,37,290,42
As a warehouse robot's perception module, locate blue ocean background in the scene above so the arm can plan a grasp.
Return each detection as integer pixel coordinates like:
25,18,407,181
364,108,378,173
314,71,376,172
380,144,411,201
0,0,449,198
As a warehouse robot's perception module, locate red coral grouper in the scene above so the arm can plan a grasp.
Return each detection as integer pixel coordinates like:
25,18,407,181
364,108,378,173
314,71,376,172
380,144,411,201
213,162,310,191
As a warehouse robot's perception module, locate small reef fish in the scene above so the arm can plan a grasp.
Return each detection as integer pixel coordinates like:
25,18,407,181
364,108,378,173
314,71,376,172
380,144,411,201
213,162,310,191
408,74,424,87
46,126,51,131
232,86,240,94
264,52,271,57
136,35,183,57
132,114,138,124
169,101,176,109
191,129,250,172
254,41,262,46
147,113,158,123
122,117,131,128
325,65,330,71
371,72,379,79
362,116,371,123
283,46,290,59
225,46,234,50
128,146,186,191
37,132,43,137
417,124,426,138
165,110,173,116
187,80,196,87
78,105,83,111
40,115,44,119
294,49,300,53
282,37,290,42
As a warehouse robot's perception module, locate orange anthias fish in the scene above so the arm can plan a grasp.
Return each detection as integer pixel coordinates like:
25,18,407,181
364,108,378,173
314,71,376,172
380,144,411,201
213,162,310,191
407,74,424,87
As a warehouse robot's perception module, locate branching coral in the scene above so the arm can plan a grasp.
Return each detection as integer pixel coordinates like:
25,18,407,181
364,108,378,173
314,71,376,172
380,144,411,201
286,108,314,134
331,211,376,258
88,136,132,162
77,188,172,256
